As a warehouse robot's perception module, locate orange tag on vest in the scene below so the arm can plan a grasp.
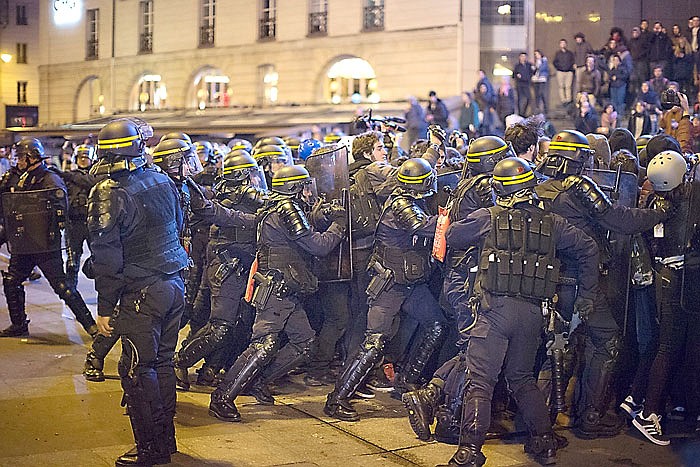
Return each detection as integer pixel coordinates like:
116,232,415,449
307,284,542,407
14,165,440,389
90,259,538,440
244,257,258,303
432,206,450,262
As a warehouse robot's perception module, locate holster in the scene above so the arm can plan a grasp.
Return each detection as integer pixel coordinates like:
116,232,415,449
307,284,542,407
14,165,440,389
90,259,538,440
214,248,242,283
365,258,394,301
251,270,287,309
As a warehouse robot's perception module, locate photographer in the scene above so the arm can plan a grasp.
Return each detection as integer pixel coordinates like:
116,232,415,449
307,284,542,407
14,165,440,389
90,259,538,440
659,88,692,153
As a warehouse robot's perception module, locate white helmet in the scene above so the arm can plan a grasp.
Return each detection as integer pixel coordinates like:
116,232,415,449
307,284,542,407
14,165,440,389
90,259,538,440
647,150,687,192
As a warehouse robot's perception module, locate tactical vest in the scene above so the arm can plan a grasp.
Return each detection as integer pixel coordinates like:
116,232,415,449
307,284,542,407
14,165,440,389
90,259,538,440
374,239,432,285
478,206,560,300
211,184,263,244
122,170,189,275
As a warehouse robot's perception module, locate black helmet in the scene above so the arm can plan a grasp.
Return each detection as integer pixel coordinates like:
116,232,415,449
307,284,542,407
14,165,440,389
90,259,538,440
254,136,285,150
466,136,513,174
93,119,148,174
152,138,202,179
14,138,46,161
540,130,592,178
636,134,653,168
160,131,192,144
253,144,289,166
283,136,301,159
492,157,538,207
396,158,436,198
222,151,258,181
195,140,215,164
228,138,253,152
73,144,96,168
271,164,312,195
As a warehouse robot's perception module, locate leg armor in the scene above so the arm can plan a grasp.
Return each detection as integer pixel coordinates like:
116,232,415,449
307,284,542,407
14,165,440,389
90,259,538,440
261,338,315,384
2,270,27,326
402,382,443,441
84,332,119,382
54,281,97,335
395,321,446,393
175,320,236,370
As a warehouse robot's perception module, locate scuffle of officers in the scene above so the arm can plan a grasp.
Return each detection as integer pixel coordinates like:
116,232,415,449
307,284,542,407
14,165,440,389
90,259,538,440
0,109,697,467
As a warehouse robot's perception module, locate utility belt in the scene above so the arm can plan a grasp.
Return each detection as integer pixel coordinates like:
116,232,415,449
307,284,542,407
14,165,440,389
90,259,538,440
479,248,560,301
373,243,431,285
257,245,318,294
211,226,256,244
212,247,247,283
250,269,290,310
655,255,685,270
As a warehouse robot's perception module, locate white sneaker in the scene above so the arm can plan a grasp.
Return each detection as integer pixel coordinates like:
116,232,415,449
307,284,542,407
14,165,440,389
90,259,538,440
619,395,644,419
632,412,670,446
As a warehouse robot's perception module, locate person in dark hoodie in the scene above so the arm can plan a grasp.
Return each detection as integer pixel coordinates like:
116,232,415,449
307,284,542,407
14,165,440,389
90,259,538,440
628,101,653,138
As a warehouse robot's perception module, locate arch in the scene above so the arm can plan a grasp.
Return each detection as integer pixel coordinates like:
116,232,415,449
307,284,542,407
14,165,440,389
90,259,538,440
73,75,103,122
317,55,379,104
185,65,231,109
128,71,169,112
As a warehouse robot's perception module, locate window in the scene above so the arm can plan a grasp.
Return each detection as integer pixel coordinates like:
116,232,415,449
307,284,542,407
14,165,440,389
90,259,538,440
308,0,327,36
480,0,525,25
326,57,378,104
363,0,384,31
17,81,27,104
130,74,168,111
86,9,99,60
258,64,278,106
16,5,27,25
139,1,154,53
199,0,215,47
259,0,276,40
190,67,231,109
16,43,27,64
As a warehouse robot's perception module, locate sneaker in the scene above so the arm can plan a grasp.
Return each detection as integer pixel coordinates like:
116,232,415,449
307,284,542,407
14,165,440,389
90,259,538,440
367,374,394,393
620,395,644,420
632,412,670,446
0,321,29,337
352,384,375,399
667,406,686,421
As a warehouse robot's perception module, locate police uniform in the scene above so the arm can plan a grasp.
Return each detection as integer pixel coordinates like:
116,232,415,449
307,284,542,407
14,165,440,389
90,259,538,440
536,130,670,438
88,120,190,466
0,138,97,338
208,164,346,422
441,157,599,467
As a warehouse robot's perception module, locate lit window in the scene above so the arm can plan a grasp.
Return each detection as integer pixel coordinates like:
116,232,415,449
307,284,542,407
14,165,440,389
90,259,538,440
190,67,231,109
258,64,278,106
480,1,524,25
326,57,377,104
130,74,167,111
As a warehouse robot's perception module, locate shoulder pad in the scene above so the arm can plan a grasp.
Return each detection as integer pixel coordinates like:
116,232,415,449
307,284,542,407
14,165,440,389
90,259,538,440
240,185,267,210
389,195,429,232
563,175,612,217
275,198,311,240
534,179,564,202
87,178,121,233
473,174,493,205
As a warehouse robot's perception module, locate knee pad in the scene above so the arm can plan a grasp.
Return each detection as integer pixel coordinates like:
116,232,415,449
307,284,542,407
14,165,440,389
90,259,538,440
362,333,385,352
254,333,280,360
210,320,236,344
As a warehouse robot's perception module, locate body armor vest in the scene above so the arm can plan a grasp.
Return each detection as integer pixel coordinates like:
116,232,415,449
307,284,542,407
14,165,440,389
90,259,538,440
121,170,189,275
478,206,560,300
211,184,264,244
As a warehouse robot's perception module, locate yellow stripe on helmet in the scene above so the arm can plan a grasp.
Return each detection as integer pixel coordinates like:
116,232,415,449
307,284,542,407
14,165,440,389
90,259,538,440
549,141,590,150
398,171,432,183
468,144,508,158
271,174,309,185
152,147,189,157
254,150,285,158
222,162,256,174
494,171,535,185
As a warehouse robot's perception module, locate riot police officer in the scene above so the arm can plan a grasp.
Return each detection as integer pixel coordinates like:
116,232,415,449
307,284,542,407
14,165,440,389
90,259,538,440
174,151,265,390
325,158,446,421
88,119,190,466
440,157,599,466
208,164,346,422
402,136,513,441
535,129,672,438
0,138,98,338
61,144,103,289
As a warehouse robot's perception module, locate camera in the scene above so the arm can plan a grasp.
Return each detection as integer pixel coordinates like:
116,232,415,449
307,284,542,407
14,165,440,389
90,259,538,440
660,89,681,111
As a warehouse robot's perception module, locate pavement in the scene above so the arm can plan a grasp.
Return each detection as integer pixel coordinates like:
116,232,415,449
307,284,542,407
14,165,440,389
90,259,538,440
0,260,696,467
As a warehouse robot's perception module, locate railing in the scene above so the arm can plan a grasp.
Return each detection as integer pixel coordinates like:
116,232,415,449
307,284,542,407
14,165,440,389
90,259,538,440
259,17,276,40
86,39,98,60
139,32,153,53
363,5,384,31
199,25,215,47
308,12,327,36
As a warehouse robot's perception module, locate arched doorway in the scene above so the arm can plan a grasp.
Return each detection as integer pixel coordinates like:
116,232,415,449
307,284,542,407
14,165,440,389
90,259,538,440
187,66,231,109
323,56,378,104
129,73,168,111
74,76,103,121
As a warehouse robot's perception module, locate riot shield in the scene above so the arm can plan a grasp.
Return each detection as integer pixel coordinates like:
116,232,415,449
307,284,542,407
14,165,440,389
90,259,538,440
249,165,268,191
429,170,460,214
583,168,638,326
2,188,66,254
682,181,700,309
304,145,352,282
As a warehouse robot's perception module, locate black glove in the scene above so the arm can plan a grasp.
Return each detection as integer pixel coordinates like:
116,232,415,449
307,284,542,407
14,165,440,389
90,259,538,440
574,296,594,322
185,177,210,211
328,202,347,229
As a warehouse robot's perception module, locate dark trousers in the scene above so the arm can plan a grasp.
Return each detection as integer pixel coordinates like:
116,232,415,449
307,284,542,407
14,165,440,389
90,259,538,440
460,295,551,448
3,250,95,331
344,247,372,362
65,219,91,288
307,282,350,375
367,283,444,338
516,83,532,116
629,285,660,403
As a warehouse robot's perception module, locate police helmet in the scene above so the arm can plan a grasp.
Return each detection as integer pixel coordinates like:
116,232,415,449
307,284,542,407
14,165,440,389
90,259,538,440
540,130,593,178
152,138,202,179
324,132,342,144
283,136,301,159
195,140,215,164
396,158,437,198
73,144,96,167
253,144,289,165
466,136,513,174
254,136,286,150
647,151,687,192
298,139,323,161
636,134,653,168
160,131,192,144
228,138,253,153
14,138,46,162
271,164,312,195
492,157,538,207
222,151,259,182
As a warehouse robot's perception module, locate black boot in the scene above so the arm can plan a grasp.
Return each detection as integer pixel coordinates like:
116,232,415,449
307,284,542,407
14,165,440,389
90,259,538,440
402,382,442,441
209,388,241,422
195,365,218,387
438,444,486,466
247,378,275,405
175,321,235,391
0,320,29,337
324,391,359,421
394,322,445,396
524,432,558,465
84,350,105,382
574,407,623,439
174,364,190,391
115,439,170,466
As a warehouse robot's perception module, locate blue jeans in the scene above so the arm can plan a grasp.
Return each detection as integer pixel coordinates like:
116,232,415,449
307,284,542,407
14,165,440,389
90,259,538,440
610,85,626,114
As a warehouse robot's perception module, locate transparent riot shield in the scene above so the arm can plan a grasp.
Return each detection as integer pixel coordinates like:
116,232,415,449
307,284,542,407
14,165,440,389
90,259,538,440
2,188,66,254
304,145,352,282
